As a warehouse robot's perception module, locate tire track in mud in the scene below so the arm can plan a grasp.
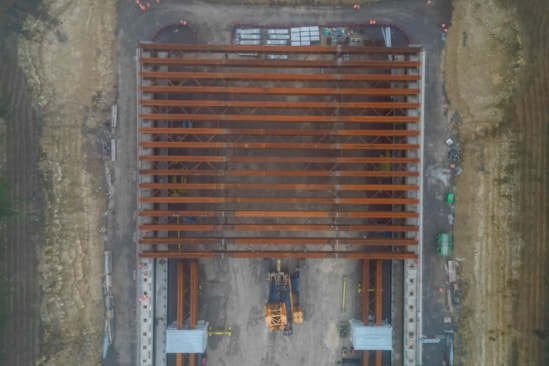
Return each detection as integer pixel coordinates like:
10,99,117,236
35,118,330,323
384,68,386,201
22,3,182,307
513,0,549,362
0,38,42,366
447,0,549,364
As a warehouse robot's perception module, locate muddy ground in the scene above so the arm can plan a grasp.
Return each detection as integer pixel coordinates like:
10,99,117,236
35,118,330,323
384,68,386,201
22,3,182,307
1,0,116,365
444,0,549,364
0,0,547,365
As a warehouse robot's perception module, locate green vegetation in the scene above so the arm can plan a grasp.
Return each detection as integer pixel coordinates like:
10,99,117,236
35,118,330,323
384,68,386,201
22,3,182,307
0,173,12,363
0,96,9,120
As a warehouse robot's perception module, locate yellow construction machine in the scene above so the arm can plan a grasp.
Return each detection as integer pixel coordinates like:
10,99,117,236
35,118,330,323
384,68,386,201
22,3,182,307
264,260,302,335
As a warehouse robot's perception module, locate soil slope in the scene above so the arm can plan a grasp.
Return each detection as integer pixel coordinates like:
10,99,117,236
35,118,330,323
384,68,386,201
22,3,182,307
444,0,549,364
15,0,117,364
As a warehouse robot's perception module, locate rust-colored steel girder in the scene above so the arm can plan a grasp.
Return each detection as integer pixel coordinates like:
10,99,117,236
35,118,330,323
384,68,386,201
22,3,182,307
375,260,383,326
138,209,419,219
362,260,370,322
139,224,418,232
375,260,383,366
177,260,186,329
190,260,198,327
139,141,419,151
139,57,420,69
138,237,418,246
139,127,420,137
189,260,198,366
139,250,418,260
138,43,422,54
140,85,419,96
139,113,419,124
140,71,421,82
362,260,370,366
138,182,419,191
139,169,420,178
139,99,420,109
136,196,419,205
138,155,420,164
176,260,186,366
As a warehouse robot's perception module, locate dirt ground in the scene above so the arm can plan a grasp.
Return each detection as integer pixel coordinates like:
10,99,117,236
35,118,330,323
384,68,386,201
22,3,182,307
444,0,549,364
12,0,117,365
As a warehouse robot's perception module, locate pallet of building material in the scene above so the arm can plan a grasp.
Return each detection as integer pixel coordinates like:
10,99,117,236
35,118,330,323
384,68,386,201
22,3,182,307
239,40,261,45
266,40,288,46
445,260,458,283
105,250,112,275
240,33,261,40
269,34,290,40
111,105,117,129
236,28,261,35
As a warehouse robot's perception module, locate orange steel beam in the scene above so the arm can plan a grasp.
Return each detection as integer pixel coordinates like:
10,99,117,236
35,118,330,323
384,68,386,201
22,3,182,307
362,260,370,366
138,237,418,246
136,196,419,205
362,260,370,322
138,224,418,232
139,99,420,109
138,169,420,178
139,127,420,137
139,183,419,191
138,43,422,54
139,141,420,151
139,57,420,69
139,113,419,123
189,260,198,366
190,260,198,327
140,71,422,82
139,250,417,259
177,260,185,329
140,85,420,96
138,156,420,164
176,261,186,366
375,260,383,326
375,260,383,366
138,210,419,219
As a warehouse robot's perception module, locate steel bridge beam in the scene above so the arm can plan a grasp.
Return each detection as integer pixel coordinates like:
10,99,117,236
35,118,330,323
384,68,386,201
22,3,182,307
138,183,419,191
138,210,419,219
138,155,420,164
138,224,418,232
138,43,422,54
140,71,421,82
138,237,418,246
136,197,419,205
138,169,419,178
139,99,419,109
362,259,370,366
139,251,418,260
140,85,419,96
139,57,420,69
189,260,198,366
139,127,420,137
139,71,421,82
176,260,186,366
139,113,419,123
375,259,383,366
139,141,419,151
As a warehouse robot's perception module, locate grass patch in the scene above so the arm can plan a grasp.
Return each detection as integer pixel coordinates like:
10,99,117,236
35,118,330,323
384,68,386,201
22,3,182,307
0,93,9,120
0,173,13,363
